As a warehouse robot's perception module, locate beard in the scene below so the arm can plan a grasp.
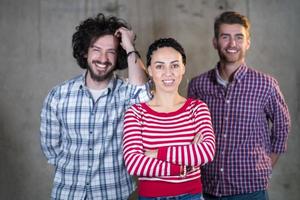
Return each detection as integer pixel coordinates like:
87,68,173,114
218,47,245,64
88,60,114,82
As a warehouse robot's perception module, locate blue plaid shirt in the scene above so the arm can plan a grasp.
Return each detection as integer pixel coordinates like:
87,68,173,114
40,73,151,200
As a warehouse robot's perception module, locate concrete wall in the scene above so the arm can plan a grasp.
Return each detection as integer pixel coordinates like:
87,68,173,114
0,0,299,199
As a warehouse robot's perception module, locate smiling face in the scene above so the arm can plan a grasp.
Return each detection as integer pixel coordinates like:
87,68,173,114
86,35,118,83
148,47,185,93
213,23,250,66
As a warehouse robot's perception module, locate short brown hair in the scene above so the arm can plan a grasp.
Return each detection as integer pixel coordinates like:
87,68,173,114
214,11,251,38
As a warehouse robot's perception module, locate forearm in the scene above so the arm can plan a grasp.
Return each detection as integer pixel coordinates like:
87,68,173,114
156,136,215,166
123,109,180,177
123,138,180,177
40,125,62,165
115,27,147,85
40,92,62,165
270,153,280,168
127,52,147,85
124,150,181,177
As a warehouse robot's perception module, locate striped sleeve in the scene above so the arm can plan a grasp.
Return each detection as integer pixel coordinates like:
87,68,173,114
123,105,181,177
157,100,215,166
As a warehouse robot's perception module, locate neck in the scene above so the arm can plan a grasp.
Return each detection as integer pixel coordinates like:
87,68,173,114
149,91,185,108
218,61,243,81
85,73,112,90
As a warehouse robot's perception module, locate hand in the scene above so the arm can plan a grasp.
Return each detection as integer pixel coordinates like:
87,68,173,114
114,27,136,53
144,149,158,158
193,133,203,144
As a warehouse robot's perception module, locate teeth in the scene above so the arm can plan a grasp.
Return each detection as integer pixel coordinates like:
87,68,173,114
226,49,238,53
95,63,106,68
162,80,174,85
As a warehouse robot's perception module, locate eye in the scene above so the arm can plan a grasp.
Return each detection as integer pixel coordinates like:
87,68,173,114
236,35,244,41
171,64,180,69
155,64,163,70
107,50,116,55
220,35,229,40
92,48,100,52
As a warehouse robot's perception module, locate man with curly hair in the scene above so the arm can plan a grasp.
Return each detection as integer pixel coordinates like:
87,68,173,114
40,13,151,200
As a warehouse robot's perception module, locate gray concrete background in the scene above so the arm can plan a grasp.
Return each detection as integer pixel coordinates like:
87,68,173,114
0,0,299,199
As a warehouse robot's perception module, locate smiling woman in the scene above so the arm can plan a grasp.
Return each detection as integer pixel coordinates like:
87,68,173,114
122,38,216,199
147,46,185,95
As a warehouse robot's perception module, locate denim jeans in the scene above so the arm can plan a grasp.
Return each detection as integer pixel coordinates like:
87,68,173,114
139,193,203,200
203,190,268,200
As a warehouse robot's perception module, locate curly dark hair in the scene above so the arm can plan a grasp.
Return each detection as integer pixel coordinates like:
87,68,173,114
72,13,130,70
214,11,251,38
146,38,186,67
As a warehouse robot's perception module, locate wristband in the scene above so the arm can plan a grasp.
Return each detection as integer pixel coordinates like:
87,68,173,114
127,50,141,58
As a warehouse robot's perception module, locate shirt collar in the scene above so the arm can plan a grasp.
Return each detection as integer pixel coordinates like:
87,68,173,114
215,67,229,87
214,62,248,85
77,71,117,94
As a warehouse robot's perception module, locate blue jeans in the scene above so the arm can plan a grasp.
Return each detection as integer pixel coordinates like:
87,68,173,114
203,190,268,200
139,193,203,200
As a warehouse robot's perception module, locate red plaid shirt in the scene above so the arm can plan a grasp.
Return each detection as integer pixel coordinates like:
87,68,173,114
188,63,290,196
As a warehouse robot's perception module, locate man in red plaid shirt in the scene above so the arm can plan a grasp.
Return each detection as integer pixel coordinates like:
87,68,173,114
188,11,291,200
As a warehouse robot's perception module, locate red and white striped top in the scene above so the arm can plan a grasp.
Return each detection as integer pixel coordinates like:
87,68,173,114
123,98,215,197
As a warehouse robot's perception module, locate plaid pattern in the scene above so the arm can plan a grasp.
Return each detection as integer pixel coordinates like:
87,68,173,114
40,73,151,200
188,64,290,196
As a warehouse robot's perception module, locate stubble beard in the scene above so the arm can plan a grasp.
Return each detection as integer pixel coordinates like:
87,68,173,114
218,48,245,65
88,61,115,82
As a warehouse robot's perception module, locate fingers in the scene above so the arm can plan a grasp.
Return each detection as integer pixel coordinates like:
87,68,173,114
193,133,203,144
144,149,158,158
115,27,136,52
115,27,136,41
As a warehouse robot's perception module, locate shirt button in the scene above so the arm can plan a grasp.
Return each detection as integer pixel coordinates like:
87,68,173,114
89,131,93,134
226,100,230,104
220,168,224,172
89,148,92,151
223,134,227,138
86,182,89,186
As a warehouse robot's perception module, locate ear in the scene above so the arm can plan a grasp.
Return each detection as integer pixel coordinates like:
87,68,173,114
182,64,186,75
212,37,218,49
147,66,153,77
246,37,251,50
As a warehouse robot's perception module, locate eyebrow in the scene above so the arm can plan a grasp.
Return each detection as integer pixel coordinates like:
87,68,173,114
220,33,245,37
91,45,116,51
154,60,179,64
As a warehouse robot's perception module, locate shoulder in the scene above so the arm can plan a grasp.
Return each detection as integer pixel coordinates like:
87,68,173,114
45,75,82,101
188,69,215,96
246,67,279,88
187,98,209,111
190,69,215,85
124,103,146,121
126,103,144,114
112,75,148,91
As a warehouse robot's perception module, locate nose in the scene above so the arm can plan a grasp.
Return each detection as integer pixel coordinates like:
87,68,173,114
163,66,173,76
99,52,109,63
229,38,236,47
